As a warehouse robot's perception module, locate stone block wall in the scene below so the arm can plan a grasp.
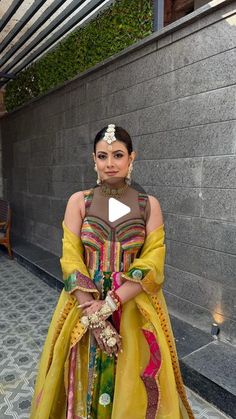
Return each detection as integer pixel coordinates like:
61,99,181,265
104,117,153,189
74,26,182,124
0,129,2,197
0,90,5,197
0,0,235,342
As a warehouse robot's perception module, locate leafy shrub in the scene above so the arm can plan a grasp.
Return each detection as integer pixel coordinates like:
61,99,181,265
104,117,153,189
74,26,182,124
5,0,153,111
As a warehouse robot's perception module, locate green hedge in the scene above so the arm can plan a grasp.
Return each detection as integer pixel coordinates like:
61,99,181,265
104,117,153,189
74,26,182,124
6,0,153,111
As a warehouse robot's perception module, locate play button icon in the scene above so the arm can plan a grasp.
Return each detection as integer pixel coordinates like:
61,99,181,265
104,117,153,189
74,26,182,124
108,198,131,222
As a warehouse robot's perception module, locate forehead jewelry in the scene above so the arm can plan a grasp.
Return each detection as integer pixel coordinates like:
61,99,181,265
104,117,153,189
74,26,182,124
103,124,116,151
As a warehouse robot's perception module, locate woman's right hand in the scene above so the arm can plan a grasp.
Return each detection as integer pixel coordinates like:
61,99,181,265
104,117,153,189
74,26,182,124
91,320,122,357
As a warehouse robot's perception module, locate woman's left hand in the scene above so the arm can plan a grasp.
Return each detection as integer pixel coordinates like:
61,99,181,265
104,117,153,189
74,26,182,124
79,300,105,316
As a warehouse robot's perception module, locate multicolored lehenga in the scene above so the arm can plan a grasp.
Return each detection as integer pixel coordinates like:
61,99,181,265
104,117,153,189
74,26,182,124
30,186,194,419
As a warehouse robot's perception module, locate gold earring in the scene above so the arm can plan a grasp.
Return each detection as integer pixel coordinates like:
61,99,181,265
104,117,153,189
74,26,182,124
125,162,133,185
94,163,101,185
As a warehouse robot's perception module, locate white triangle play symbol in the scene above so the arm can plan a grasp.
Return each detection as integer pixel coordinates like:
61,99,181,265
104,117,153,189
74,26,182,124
108,198,131,222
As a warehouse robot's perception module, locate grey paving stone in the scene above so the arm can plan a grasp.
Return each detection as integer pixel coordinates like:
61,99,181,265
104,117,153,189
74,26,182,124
13,139,31,167
186,388,232,419
184,341,236,396
165,265,223,314
171,15,236,61
50,197,67,227
32,222,62,243
228,321,236,344
63,104,88,128
164,291,231,342
88,49,158,100
54,124,90,149
221,287,236,321
133,158,202,187
35,257,62,279
202,189,236,223
50,181,79,199
68,84,87,107
166,239,236,288
134,121,236,159
164,213,236,255
202,156,236,189
30,148,54,167
11,236,55,263
11,167,28,192
148,186,202,216
170,315,214,358
138,86,236,135
97,49,236,118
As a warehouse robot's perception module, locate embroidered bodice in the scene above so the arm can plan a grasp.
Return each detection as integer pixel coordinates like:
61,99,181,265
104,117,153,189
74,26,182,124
80,186,150,274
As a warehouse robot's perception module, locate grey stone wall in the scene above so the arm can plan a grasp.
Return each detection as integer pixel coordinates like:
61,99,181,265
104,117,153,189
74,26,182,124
0,132,2,197
1,0,235,342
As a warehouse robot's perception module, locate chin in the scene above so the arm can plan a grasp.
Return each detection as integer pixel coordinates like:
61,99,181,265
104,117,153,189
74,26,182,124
104,178,118,185
103,176,124,185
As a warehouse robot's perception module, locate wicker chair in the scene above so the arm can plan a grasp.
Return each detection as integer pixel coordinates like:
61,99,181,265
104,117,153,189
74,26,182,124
0,198,13,258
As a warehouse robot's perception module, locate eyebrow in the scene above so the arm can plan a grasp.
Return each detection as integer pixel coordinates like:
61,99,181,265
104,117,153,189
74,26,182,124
97,150,125,154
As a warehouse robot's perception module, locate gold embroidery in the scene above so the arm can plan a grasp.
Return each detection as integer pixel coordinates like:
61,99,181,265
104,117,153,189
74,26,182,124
70,320,86,347
151,296,194,419
46,296,76,374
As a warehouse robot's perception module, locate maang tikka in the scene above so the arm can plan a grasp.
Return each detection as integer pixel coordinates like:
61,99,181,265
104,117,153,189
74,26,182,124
103,124,116,151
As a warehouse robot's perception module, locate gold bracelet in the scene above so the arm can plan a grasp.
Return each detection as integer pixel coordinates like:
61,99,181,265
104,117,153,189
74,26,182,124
80,302,113,329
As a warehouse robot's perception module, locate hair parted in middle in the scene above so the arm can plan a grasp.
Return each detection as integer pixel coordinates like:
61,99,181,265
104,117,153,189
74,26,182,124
94,125,133,154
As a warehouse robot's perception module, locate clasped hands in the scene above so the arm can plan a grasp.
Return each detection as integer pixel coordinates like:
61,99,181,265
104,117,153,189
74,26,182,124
78,294,122,357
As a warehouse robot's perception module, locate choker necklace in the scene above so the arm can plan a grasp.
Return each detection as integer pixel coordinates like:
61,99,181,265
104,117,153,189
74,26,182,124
100,183,128,198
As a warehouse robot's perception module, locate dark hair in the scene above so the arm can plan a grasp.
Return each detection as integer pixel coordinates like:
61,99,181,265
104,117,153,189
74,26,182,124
94,126,133,154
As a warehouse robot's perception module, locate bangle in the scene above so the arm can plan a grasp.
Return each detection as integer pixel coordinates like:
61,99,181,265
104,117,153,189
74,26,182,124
108,290,122,309
105,294,118,312
100,301,114,316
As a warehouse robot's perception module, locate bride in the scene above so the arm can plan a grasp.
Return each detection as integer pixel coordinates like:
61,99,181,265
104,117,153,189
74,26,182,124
30,124,194,418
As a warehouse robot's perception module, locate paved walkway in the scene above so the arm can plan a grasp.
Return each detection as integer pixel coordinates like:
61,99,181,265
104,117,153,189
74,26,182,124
0,254,231,418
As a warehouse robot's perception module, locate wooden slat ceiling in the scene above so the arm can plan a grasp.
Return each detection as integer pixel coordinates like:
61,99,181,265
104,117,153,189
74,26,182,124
0,0,114,87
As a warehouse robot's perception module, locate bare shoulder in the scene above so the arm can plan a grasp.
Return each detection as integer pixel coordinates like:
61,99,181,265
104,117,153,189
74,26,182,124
146,195,164,234
67,189,91,205
67,191,84,204
148,195,162,213
64,191,88,235
148,195,161,207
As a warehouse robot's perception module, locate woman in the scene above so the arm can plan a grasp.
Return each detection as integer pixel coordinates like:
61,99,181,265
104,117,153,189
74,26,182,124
30,125,194,419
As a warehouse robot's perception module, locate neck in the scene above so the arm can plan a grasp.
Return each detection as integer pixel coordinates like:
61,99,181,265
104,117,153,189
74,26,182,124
101,179,126,189
100,180,128,197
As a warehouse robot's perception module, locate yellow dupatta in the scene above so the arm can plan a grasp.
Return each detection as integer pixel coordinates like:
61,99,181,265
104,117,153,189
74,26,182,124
30,222,90,419
112,225,194,418
30,222,194,419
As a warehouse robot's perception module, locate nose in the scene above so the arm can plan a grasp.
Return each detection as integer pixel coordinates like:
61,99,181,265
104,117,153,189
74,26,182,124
106,155,114,168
